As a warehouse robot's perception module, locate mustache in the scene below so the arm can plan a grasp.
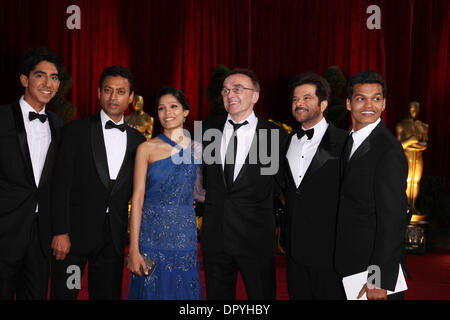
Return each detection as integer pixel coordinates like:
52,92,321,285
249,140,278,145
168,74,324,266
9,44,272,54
295,106,308,112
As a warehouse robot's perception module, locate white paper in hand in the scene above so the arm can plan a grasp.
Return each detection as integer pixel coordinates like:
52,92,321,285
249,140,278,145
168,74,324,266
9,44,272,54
342,264,408,300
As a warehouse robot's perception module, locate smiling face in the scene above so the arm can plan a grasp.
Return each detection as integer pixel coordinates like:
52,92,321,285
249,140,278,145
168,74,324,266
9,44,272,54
98,76,134,123
291,84,327,129
347,83,386,131
20,60,60,112
222,73,259,123
157,94,189,131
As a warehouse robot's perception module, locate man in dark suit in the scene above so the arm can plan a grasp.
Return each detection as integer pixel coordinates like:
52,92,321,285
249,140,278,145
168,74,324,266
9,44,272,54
201,69,288,300
283,73,347,299
0,47,64,299
50,66,145,300
335,70,409,300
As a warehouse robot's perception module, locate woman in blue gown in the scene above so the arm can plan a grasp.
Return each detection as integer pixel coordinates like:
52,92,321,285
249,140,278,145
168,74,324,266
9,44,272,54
126,87,204,300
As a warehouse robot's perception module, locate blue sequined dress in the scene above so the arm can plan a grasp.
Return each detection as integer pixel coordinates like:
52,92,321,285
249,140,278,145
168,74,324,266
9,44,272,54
127,133,204,300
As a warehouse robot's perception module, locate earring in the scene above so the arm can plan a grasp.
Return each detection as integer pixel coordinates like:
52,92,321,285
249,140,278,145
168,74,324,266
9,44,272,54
183,117,187,123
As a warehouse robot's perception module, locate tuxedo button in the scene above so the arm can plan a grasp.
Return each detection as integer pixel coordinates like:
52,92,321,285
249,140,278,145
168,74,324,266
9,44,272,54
296,191,301,196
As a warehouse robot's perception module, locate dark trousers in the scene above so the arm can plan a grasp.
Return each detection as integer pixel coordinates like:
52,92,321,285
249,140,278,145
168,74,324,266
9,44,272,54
0,216,49,300
286,255,345,300
50,216,124,300
203,251,276,300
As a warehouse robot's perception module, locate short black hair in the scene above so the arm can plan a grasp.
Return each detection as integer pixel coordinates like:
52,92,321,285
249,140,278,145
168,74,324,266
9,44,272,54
347,70,387,99
20,47,62,78
99,65,134,93
156,86,191,112
289,72,331,105
227,68,260,91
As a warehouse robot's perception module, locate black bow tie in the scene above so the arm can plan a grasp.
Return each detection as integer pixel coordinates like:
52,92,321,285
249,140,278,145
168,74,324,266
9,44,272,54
296,128,314,140
228,120,249,132
29,112,47,123
105,120,127,132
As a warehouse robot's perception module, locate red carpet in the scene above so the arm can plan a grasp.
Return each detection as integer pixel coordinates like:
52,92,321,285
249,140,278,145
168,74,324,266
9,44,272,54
74,247,450,300
404,252,450,300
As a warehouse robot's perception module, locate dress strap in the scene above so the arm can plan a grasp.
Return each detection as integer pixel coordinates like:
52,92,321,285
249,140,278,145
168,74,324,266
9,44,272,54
159,133,183,151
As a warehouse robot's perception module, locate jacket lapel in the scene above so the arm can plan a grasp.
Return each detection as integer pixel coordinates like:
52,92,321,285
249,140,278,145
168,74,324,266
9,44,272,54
348,136,371,165
345,121,386,174
11,101,36,187
111,125,134,195
298,125,335,189
284,132,298,188
230,117,260,188
90,112,110,190
38,111,58,188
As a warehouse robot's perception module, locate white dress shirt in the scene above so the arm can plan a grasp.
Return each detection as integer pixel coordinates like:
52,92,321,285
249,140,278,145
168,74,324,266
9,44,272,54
221,111,258,181
20,96,52,212
286,117,328,188
100,110,127,180
349,118,380,159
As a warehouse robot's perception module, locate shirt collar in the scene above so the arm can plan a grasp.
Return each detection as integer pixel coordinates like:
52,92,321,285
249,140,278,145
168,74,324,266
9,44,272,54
19,95,46,121
226,111,257,128
296,116,328,142
100,109,124,128
303,116,327,131
351,118,381,145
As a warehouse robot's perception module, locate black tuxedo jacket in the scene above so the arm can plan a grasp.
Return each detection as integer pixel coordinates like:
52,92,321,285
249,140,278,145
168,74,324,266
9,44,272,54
51,111,145,256
283,123,347,268
334,120,409,291
201,115,288,258
0,101,63,260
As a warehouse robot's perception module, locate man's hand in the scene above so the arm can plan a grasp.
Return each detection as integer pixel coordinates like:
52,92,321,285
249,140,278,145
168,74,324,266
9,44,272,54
51,234,71,260
357,284,387,300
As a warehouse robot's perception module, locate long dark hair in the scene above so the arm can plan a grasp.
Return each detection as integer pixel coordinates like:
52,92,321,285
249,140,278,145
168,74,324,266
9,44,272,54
155,86,191,112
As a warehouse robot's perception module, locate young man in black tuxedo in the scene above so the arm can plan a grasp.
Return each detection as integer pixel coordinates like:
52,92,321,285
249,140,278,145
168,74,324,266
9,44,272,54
50,66,145,300
0,47,64,299
201,69,288,300
334,70,409,300
283,73,347,299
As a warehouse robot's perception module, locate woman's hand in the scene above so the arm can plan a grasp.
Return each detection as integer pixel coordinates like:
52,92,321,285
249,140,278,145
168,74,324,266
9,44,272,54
127,252,149,276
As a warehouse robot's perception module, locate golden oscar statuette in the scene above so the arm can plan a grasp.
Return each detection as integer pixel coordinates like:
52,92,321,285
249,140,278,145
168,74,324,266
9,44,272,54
396,101,429,222
396,101,429,253
125,95,154,140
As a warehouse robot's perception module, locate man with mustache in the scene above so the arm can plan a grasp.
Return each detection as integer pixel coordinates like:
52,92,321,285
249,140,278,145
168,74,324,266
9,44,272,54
0,47,64,299
50,66,145,299
283,72,347,299
335,70,409,300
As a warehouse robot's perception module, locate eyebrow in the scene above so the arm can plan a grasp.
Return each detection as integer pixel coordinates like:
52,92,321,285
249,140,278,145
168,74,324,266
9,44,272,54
223,84,246,88
158,101,179,106
354,92,382,98
103,85,126,90
292,93,313,98
33,70,59,77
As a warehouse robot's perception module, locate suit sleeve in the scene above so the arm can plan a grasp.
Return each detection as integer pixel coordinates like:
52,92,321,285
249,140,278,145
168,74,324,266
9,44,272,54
51,124,77,236
371,146,408,291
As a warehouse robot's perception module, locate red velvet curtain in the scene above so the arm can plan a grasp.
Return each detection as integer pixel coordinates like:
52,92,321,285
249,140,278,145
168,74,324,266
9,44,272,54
0,0,449,188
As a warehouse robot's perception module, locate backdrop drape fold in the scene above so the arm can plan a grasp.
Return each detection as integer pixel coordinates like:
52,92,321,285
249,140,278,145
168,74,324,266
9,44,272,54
0,0,449,189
